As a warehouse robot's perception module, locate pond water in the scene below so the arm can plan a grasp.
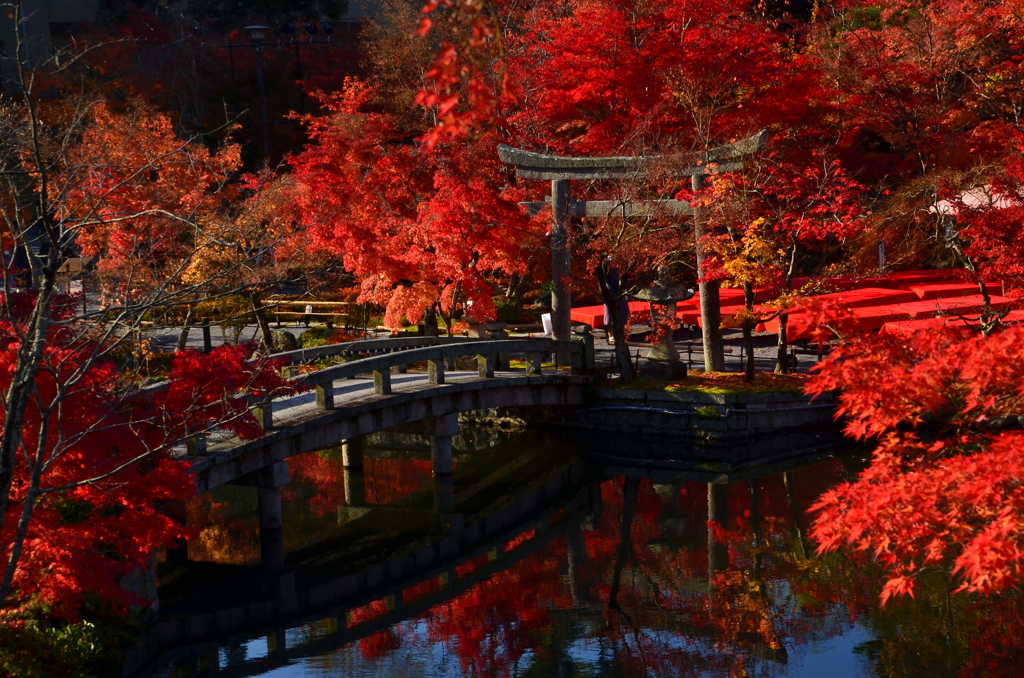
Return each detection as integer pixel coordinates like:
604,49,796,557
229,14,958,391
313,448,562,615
148,430,1021,678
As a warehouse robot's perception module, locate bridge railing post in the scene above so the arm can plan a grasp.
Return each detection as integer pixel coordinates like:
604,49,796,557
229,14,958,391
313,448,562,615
373,368,392,395
428,358,445,385
315,380,334,410
573,327,595,374
249,395,273,429
391,348,408,373
477,353,496,378
186,431,208,456
525,352,542,377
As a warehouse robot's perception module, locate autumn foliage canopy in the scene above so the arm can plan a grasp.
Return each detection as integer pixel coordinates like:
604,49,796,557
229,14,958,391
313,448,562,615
0,290,285,617
3,0,1024,622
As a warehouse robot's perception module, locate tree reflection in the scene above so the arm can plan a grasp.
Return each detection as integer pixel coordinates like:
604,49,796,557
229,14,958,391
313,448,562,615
181,455,1024,676
341,463,1021,676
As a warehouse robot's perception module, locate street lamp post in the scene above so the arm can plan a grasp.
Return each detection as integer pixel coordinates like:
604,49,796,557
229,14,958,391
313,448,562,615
193,22,338,156
245,25,271,156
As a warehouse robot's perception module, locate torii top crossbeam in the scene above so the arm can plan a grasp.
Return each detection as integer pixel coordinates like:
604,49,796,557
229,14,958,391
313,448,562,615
496,129,770,180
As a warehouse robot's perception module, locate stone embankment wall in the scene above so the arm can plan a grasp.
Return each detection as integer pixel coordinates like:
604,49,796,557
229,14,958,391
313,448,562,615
584,388,837,438
526,388,844,473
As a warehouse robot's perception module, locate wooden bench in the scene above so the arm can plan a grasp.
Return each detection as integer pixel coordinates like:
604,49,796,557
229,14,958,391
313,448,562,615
265,299,355,327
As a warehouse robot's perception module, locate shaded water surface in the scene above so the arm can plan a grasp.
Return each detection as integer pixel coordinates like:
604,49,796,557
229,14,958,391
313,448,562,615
149,431,1022,678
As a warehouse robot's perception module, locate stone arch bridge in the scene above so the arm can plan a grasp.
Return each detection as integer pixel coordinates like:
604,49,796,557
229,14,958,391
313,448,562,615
167,334,597,571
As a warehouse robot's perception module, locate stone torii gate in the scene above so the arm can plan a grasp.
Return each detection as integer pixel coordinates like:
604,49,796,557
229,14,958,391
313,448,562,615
497,130,770,371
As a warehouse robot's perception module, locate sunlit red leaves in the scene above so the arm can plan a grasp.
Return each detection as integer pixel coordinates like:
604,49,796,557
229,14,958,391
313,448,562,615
287,82,532,330
415,1,506,148
0,324,286,617
941,130,1024,293
157,344,290,441
0,339,191,617
805,323,1024,440
57,101,243,300
805,318,1024,601
811,435,1024,602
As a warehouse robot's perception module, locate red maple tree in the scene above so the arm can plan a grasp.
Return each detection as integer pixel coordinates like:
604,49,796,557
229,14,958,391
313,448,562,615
287,80,534,332
803,304,1024,602
0,289,286,617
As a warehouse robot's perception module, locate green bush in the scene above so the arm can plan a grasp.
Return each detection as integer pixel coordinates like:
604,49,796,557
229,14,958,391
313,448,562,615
0,599,145,678
0,622,101,678
300,327,328,348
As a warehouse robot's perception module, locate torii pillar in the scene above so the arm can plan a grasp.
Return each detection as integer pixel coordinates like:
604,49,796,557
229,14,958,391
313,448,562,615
498,130,768,371
550,179,572,343
497,147,652,343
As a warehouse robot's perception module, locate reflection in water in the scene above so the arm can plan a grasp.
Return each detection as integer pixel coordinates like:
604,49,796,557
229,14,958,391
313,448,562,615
156,433,1023,678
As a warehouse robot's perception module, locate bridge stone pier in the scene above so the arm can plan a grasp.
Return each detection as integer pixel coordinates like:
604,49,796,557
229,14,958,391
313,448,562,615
224,461,290,572
341,438,363,469
429,413,459,477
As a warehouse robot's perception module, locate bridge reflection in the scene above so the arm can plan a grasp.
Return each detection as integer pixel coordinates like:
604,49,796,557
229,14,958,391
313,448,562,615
129,432,849,677
131,433,598,676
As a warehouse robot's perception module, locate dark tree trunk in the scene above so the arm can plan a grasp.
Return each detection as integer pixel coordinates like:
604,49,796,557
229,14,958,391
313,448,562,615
247,291,274,352
423,304,440,337
176,302,197,352
693,173,725,371
0,258,58,609
775,311,789,374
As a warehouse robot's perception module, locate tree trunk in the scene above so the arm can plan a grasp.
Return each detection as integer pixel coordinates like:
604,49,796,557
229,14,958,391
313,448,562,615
0,442,45,607
597,267,634,383
978,280,1000,335
0,273,56,564
775,311,789,374
742,282,756,383
0,258,58,608
248,292,274,351
176,302,197,352
693,174,725,371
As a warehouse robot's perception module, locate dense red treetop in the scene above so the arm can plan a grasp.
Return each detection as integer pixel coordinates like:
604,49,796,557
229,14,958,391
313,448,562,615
287,80,534,330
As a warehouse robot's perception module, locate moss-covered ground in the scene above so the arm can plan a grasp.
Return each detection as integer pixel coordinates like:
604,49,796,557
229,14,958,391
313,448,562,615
610,371,810,395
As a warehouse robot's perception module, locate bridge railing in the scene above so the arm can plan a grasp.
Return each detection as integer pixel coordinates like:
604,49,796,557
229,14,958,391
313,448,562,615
140,334,595,442
242,337,594,429
134,336,489,401
270,335,488,367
